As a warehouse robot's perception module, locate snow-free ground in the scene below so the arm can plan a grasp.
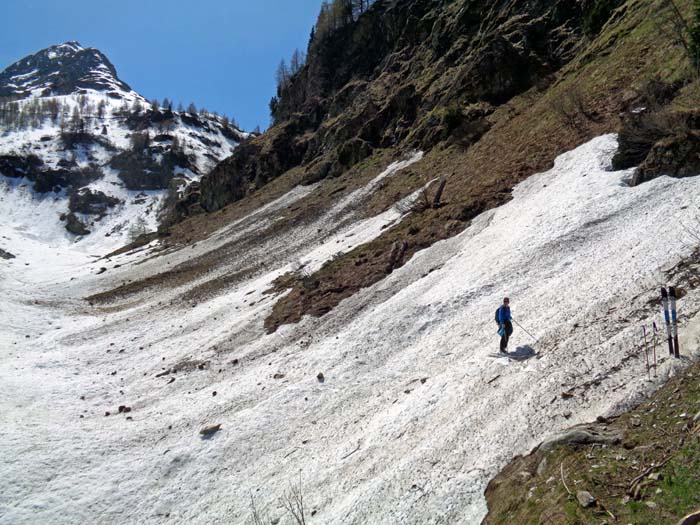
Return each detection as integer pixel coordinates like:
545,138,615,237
1,135,699,524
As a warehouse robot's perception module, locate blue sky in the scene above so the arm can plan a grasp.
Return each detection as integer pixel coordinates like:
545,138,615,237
1,0,322,131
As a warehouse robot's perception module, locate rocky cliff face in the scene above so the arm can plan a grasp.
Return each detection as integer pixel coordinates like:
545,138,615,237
193,0,592,214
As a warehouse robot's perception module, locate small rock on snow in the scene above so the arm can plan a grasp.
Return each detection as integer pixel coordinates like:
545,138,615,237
200,424,221,437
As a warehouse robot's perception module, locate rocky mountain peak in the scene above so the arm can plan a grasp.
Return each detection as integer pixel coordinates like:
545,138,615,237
0,41,134,100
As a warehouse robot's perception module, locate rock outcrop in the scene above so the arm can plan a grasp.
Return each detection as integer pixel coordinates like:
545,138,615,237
68,188,122,216
613,109,700,186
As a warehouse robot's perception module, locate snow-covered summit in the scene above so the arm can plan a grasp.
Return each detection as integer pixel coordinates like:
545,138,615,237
0,43,247,248
0,41,137,100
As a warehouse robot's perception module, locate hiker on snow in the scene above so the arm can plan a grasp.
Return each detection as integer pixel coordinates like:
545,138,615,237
496,297,513,354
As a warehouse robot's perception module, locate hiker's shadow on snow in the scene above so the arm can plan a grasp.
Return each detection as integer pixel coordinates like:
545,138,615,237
488,345,539,361
509,345,538,361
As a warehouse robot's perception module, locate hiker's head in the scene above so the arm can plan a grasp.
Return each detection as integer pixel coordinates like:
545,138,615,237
503,297,510,306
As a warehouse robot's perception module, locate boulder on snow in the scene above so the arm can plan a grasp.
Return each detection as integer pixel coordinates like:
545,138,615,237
64,212,90,236
199,424,221,437
0,248,16,260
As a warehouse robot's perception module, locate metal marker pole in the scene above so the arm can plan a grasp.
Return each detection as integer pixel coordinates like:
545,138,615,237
652,321,658,377
642,326,650,380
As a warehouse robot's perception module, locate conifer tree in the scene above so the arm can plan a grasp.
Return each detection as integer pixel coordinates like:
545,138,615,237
290,49,306,74
97,99,107,119
690,0,700,76
275,59,290,90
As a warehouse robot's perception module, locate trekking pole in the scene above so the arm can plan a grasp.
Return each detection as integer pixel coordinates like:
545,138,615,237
512,318,539,343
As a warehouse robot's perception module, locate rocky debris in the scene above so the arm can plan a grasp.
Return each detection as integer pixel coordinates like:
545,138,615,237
172,359,208,374
96,267,107,275
0,154,44,179
273,373,285,380
110,149,189,191
69,188,121,216
576,490,596,508
199,424,221,437
64,212,90,236
536,456,548,476
0,248,15,260
1,154,104,193
517,471,532,482
117,405,132,414
317,372,325,383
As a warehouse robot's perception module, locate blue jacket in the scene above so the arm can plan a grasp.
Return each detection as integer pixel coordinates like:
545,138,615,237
497,305,511,324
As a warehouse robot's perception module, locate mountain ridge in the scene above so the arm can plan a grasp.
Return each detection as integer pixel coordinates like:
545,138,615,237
0,41,247,246
0,40,135,100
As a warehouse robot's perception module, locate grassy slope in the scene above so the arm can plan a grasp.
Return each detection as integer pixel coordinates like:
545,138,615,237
483,361,700,525
264,0,690,332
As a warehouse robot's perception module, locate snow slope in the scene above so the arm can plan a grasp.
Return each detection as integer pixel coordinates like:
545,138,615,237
1,135,699,524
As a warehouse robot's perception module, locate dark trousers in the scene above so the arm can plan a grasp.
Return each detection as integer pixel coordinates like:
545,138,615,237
500,320,513,352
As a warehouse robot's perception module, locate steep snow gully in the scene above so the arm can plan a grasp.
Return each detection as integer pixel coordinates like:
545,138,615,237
1,135,700,524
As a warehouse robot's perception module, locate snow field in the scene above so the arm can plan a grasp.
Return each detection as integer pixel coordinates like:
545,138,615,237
1,135,700,524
